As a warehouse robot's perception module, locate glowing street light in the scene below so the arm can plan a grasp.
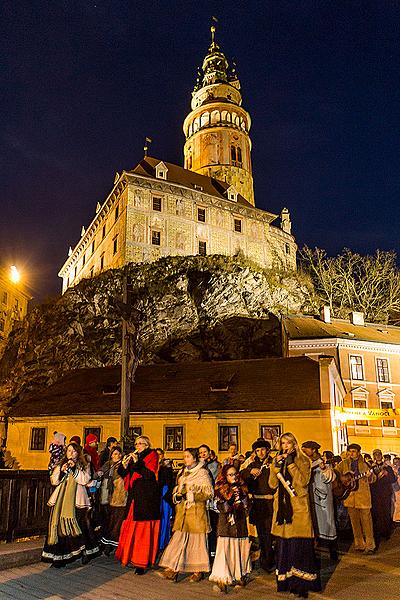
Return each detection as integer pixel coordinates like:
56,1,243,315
10,265,21,284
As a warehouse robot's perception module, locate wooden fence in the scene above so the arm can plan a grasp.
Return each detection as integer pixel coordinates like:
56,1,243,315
0,470,52,542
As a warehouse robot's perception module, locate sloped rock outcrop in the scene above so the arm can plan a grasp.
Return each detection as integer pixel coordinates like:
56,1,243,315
0,255,316,406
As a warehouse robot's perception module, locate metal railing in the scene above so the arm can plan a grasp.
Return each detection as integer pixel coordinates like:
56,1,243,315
0,470,52,542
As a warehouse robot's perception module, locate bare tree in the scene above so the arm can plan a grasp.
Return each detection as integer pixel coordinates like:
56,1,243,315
299,247,400,323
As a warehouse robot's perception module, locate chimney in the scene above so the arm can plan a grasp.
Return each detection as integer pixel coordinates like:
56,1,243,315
350,311,364,326
320,305,331,324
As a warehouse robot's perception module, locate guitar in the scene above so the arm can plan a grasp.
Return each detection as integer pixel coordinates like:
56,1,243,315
333,464,382,501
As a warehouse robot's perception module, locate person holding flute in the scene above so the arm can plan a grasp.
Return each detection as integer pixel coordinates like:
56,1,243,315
115,436,160,574
269,432,320,599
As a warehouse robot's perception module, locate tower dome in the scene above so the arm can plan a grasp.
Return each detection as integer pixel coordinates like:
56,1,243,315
183,24,255,206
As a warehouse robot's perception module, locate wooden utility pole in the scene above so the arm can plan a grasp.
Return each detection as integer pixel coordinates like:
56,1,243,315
120,266,131,445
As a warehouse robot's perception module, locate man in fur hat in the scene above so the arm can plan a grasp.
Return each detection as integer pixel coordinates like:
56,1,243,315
336,443,376,553
241,439,276,572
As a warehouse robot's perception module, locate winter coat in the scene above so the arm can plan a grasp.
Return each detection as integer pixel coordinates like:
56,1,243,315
309,459,337,540
336,457,376,509
269,451,313,539
242,458,276,525
172,462,214,534
215,483,250,538
48,463,91,508
100,460,128,507
118,448,160,521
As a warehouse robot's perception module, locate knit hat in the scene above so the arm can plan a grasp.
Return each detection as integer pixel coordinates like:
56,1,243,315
301,440,321,450
348,443,361,452
69,435,81,446
252,439,271,452
85,433,98,445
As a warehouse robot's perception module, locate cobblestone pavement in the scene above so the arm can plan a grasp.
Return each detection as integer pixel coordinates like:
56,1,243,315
0,529,399,599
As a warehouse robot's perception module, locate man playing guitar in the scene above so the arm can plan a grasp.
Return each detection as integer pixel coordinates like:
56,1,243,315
336,443,376,554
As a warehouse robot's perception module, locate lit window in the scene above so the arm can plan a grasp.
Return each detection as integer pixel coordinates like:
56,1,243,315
83,427,101,443
152,230,161,246
153,197,162,212
199,241,207,256
350,355,364,380
376,358,390,383
113,235,118,255
30,427,46,451
381,400,395,428
165,426,183,451
237,147,242,166
234,218,242,233
197,207,206,222
219,425,239,452
354,398,368,426
128,426,143,440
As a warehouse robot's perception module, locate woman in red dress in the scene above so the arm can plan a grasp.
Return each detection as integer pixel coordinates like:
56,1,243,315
115,436,160,574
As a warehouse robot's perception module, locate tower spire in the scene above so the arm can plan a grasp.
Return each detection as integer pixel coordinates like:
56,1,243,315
182,22,255,206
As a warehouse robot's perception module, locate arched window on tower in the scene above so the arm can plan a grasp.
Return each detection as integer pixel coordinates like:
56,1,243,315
237,146,242,167
231,146,243,167
231,145,237,165
186,152,192,169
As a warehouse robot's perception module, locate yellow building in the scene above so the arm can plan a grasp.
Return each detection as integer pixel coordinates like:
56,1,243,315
0,266,31,352
284,309,400,454
58,27,296,294
8,356,346,470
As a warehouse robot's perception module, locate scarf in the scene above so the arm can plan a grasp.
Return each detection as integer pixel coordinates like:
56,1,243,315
176,461,214,509
84,445,100,472
276,459,294,526
48,470,81,545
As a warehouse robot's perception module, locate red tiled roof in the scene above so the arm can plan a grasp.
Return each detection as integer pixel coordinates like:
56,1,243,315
11,357,324,417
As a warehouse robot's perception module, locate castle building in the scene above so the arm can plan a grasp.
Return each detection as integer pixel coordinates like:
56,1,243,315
59,26,297,294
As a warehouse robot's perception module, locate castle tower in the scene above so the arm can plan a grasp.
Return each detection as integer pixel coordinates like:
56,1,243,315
183,24,255,206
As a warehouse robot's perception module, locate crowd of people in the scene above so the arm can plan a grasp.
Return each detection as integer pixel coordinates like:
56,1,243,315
41,430,400,598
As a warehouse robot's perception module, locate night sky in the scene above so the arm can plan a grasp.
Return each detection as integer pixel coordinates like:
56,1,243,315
1,1,399,300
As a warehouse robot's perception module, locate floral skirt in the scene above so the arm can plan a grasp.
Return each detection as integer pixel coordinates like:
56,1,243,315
209,537,252,584
276,537,321,594
115,502,160,568
159,531,210,573
42,507,100,566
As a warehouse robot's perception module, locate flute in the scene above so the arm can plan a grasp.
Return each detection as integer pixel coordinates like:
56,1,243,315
122,449,138,466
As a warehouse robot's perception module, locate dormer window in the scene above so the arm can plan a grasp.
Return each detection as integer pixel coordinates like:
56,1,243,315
226,185,238,203
155,161,168,180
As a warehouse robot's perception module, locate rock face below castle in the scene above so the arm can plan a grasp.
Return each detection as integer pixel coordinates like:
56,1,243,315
0,255,315,407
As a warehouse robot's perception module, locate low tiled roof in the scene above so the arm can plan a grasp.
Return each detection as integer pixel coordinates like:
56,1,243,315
130,157,277,221
11,356,324,417
284,315,400,345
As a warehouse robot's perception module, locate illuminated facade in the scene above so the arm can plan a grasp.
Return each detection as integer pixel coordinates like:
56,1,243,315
0,266,30,351
59,27,297,293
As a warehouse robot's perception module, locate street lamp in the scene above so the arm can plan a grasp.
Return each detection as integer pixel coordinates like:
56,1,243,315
10,266,20,284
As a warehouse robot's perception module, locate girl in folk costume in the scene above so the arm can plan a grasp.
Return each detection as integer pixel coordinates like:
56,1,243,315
48,432,66,473
99,446,128,555
115,436,160,574
42,443,100,567
269,433,320,599
158,447,214,582
209,464,252,593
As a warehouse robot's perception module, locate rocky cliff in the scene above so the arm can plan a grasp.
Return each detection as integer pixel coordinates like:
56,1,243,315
0,255,316,407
